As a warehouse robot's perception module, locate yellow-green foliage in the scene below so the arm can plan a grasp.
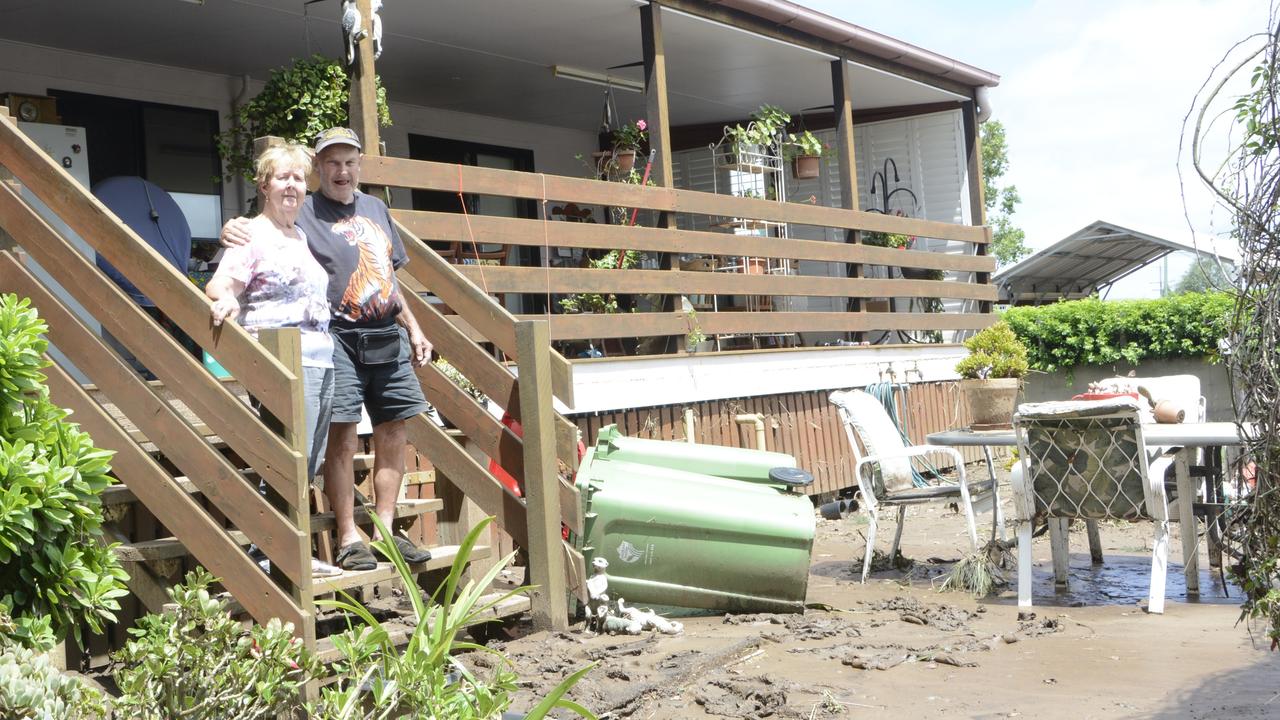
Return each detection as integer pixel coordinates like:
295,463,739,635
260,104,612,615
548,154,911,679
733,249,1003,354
954,321,1029,379
1002,292,1233,372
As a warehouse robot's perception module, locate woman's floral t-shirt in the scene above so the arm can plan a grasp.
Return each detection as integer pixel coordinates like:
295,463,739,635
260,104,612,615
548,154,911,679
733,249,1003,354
212,226,334,368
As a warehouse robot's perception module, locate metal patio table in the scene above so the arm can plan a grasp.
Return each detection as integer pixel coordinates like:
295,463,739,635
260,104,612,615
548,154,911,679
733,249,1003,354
927,422,1250,595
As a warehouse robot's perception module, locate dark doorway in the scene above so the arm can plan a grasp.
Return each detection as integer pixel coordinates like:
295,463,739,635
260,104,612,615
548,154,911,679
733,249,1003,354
407,134,542,313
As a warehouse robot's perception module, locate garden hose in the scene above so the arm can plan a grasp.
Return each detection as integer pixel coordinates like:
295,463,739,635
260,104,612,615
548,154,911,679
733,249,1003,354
864,381,942,488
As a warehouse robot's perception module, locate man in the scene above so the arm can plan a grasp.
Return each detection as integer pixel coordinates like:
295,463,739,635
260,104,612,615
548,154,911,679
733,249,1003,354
222,127,432,571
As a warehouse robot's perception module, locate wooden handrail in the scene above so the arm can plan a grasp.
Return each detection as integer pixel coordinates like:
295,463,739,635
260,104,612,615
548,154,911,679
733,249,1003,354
0,114,300,428
1,255,311,587
0,183,306,506
42,360,310,635
444,310,997,341
398,281,580,469
397,210,997,273
363,156,990,245
392,219,574,406
454,266,999,302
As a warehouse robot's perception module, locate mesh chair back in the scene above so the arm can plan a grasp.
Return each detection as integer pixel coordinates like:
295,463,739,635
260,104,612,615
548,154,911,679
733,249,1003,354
830,390,914,495
1014,399,1150,522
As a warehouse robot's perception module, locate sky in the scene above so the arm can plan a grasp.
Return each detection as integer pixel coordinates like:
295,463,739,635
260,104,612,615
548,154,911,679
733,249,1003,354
802,0,1266,296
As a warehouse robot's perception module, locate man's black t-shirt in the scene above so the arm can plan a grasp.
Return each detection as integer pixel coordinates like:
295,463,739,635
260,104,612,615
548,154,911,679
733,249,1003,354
297,191,408,325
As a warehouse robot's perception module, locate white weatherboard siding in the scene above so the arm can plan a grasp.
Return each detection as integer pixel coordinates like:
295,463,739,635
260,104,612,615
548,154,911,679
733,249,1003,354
538,345,968,415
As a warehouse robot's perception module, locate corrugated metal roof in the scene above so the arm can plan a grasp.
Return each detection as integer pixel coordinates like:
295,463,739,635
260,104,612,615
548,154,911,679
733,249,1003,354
992,220,1235,305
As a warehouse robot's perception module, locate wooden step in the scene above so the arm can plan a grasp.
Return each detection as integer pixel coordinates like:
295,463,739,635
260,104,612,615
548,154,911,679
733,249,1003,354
100,454,422,506
311,543,491,595
114,498,442,562
314,589,530,666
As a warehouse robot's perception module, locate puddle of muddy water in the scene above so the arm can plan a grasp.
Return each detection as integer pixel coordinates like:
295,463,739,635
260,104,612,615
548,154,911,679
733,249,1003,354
998,551,1241,608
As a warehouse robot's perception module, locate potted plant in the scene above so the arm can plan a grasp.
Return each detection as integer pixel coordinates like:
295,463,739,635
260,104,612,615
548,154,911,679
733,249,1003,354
784,130,824,179
954,321,1030,429
723,104,791,167
610,118,647,173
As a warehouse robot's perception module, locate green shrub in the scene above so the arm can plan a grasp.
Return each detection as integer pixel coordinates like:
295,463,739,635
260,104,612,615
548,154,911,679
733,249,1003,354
0,294,128,651
113,568,318,720
1002,292,1233,372
954,321,1029,379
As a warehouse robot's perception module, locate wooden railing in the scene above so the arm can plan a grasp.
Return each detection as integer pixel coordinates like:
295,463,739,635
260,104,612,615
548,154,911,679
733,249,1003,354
0,112,315,643
0,113,584,633
362,156,997,344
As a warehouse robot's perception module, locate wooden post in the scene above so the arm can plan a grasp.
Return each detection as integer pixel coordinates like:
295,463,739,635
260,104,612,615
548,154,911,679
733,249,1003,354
640,3,680,354
257,328,316,656
641,4,673,192
349,0,381,157
515,320,568,630
962,96,993,313
831,58,863,331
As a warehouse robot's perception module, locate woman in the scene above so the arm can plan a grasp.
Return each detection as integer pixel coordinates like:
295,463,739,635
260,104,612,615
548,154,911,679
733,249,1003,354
206,143,341,577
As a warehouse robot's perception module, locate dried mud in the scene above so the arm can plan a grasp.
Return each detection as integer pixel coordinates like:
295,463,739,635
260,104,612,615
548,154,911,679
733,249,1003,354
480,464,1280,719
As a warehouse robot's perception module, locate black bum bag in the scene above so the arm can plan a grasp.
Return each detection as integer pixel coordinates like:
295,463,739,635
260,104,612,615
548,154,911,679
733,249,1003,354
334,324,401,366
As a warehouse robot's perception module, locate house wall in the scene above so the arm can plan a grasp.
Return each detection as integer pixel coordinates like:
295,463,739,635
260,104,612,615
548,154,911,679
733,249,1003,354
0,39,597,220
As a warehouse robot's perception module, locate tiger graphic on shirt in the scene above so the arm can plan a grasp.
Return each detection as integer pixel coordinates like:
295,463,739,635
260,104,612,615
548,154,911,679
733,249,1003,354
332,216,398,322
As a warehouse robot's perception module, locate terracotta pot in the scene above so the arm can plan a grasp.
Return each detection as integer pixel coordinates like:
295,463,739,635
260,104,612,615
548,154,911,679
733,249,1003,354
791,155,820,179
614,149,636,173
960,377,1021,429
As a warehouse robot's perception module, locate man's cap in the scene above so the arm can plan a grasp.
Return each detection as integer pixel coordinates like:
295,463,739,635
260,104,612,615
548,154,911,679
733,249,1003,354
314,127,361,153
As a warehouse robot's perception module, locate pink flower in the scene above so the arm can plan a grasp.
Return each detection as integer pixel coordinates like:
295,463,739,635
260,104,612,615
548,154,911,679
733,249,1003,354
636,119,647,131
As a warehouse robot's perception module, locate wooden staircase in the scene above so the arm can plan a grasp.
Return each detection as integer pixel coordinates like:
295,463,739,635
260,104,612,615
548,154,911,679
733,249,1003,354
0,107,582,676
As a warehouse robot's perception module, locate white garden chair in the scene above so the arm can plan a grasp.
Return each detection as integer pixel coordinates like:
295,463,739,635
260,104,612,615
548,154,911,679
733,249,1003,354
830,389,999,582
1012,397,1175,613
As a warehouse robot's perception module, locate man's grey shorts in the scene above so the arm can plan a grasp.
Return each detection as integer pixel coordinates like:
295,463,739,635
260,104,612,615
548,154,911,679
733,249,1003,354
330,323,429,426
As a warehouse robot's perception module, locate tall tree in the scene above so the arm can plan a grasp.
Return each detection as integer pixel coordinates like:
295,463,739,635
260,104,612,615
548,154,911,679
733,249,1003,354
1173,257,1234,294
981,120,1030,267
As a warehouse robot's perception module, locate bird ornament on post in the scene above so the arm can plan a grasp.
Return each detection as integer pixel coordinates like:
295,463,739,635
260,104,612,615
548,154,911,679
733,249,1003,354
371,0,384,60
341,0,366,66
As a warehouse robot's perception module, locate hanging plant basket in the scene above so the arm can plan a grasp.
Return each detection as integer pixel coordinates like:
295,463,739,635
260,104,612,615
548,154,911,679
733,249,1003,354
791,155,820,179
614,149,637,173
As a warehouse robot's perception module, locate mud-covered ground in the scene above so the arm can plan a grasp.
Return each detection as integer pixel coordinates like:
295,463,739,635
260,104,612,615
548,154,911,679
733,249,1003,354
471,464,1280,719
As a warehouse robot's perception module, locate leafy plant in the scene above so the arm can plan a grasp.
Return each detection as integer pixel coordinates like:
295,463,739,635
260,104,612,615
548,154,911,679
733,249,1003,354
726,104,791,150
113,567,318,720
0,615,106,720
216,55,392,184
611,119,647,152
0,294,128,651
434,358,488,405
954,321,1029,379
310,515,598,720
1001,292,1233,373
862,231,912,249
559,250,641,315
782,130,823,160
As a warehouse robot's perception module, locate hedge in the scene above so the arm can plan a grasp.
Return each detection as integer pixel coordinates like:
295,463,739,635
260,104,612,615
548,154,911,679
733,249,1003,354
1001,292,1234,373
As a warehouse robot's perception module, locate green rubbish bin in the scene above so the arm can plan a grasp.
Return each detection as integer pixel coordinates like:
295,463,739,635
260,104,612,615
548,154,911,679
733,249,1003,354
576,425,815,613
590,424,796,483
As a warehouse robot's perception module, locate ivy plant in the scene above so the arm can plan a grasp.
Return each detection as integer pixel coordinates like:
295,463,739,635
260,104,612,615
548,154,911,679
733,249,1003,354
0,294,129,651
216,54,392,184
1002,292,1233,373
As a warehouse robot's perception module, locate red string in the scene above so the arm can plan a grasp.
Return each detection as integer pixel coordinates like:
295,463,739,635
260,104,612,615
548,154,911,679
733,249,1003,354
457,164,488,295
